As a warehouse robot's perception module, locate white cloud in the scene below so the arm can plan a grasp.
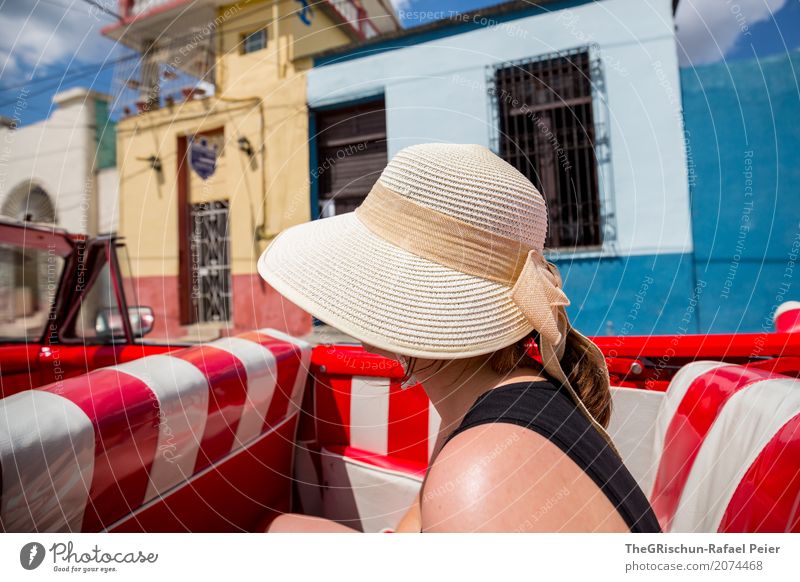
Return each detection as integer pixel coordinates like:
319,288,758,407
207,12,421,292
675,0,786,66
388,0,413,9
0,0,119,82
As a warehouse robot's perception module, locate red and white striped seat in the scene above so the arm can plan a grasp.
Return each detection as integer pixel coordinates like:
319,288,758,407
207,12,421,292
648,361,800,532
305,352,800,533
0,329,311,532
296,368,440,532
775,301,800,334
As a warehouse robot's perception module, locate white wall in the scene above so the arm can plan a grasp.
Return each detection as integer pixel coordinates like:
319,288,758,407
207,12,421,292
0,88,114,235
308,0,691,257
97,167,119,235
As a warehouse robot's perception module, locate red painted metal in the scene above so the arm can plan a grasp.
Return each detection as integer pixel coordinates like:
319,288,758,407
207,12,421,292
177,134,193,325
2,344,180,398
0,345,41,375
311,344,404,378
0,220,74,256
46,343,178,371
107,240,135,342
109,415,298,532
0,345,42,397
593,332,800,360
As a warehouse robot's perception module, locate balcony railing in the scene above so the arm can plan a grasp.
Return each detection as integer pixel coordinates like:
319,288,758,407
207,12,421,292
327,0,380,39
119,0,380,39
110,29,216,118
109,0,380,117
119,0,190,18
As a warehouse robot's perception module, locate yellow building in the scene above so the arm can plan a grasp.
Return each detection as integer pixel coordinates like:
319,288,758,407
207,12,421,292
104,0,398,340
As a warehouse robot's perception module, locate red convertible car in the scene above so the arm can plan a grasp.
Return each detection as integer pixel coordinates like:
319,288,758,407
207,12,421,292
0,219,799,533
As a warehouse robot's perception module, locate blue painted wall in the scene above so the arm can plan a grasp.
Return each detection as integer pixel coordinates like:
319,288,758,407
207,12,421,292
681,50,800,334
557,253,700,336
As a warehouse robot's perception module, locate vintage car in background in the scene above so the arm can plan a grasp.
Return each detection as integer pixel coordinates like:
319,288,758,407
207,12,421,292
0,218,799,533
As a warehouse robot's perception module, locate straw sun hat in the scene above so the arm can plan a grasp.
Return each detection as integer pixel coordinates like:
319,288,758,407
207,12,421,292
258,143,610,432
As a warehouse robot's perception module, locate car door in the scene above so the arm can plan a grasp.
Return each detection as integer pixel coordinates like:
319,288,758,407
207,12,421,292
0,220,74,397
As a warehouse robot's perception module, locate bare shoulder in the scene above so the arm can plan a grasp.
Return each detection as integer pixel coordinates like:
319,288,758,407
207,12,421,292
420,422,629,532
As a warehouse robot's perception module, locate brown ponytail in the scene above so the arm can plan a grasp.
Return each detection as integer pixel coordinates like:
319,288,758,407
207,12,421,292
397,328,612,428
488,328,612,428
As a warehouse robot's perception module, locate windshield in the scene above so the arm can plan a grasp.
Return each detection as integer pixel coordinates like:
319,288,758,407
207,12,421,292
0,242,65,342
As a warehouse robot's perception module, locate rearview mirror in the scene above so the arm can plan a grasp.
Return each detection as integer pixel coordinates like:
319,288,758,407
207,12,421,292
95,306,155,339
128,306,155,337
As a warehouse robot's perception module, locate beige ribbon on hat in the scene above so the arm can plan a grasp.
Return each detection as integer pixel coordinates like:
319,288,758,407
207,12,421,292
356,181,619,454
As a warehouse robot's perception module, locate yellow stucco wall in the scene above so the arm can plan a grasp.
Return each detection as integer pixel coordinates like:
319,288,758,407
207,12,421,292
117,0,353,279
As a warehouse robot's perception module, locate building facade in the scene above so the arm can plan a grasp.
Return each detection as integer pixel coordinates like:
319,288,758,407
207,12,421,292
108,0,399,341
307,0,695,336
0,87,118,235
682,49,800,334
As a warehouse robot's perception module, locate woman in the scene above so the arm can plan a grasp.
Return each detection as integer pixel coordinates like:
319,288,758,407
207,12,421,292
258,143,661,533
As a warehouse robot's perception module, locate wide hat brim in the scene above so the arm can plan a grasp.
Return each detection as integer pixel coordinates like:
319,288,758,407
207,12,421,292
257,211,535,359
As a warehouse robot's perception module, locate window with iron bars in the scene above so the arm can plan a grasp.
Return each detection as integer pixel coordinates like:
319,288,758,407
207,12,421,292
241,29,267,54
492,48,603,250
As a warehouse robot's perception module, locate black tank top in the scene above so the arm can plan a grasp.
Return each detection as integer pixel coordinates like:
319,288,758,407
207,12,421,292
440,379,662,533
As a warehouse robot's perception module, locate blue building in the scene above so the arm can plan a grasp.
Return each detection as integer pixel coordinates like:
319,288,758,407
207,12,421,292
305,0,796,336
682,49,800,335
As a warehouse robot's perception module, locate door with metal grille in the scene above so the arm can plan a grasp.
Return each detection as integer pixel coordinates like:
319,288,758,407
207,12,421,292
189,200,231,323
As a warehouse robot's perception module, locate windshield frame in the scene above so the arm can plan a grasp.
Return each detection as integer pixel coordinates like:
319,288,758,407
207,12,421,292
56,238,135,346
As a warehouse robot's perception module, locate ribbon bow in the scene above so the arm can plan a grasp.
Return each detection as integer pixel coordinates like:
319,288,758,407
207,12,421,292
510,250,570,358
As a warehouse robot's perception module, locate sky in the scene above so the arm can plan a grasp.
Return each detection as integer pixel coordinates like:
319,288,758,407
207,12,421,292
1,0,799,125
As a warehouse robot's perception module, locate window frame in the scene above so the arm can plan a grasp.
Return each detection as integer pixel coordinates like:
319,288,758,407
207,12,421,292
310,97,388,219
240,28,267,55
58,239,135,346
489,46,615,256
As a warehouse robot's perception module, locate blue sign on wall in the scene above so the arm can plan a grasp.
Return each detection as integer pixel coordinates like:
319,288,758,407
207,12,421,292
295,0,313,26
189,137,218,180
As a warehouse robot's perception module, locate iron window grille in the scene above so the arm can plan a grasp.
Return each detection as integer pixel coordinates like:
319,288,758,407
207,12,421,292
489,47,614,252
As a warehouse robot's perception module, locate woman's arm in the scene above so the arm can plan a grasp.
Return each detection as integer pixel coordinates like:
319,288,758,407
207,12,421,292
420,423,629,532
